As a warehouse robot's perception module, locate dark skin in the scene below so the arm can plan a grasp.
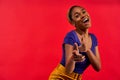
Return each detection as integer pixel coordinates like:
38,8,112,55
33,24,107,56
65,7,101,74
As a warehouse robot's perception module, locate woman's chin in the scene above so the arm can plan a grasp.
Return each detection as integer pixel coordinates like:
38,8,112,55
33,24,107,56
84,24,91,29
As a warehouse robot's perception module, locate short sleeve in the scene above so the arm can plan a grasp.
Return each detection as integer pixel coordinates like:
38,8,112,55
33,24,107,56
63,32,75,46
92,34,98,47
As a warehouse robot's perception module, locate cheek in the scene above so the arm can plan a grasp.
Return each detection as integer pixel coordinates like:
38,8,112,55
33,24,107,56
75,21,84,27
72,16,81,22
74,18,81,24
76,18,81,22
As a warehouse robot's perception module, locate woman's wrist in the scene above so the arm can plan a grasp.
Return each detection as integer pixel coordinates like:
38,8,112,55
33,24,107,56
86,49,91,54
70,56,75,62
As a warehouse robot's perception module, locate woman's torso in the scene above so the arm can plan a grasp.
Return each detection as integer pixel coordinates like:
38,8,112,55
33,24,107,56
60,30,98,74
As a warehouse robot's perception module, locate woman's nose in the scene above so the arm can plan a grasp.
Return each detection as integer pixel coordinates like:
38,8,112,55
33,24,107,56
81,16,86,19
80,13,86,19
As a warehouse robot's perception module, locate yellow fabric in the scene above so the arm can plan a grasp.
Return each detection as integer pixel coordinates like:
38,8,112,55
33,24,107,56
49,64,82,80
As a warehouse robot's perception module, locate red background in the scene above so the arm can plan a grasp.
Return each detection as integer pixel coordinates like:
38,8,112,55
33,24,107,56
0,0,120,80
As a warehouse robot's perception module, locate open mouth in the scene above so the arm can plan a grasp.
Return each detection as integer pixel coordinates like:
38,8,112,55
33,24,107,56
82,18,89,23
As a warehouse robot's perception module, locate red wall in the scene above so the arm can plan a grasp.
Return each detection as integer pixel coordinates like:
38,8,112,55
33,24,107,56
0,0,120,80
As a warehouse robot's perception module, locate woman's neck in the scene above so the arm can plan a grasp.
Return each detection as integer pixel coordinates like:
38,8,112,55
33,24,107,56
75,28,89,36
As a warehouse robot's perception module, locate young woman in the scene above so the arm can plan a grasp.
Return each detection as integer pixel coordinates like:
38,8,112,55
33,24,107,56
49,5,101,80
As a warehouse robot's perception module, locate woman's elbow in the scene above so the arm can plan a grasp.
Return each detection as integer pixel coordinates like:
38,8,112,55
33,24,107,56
65,65,74,74
95,68,101,72
65,70,73,74
95,65,101,72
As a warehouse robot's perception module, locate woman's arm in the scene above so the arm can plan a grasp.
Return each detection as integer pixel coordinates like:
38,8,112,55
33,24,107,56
65,44,75,74
78,34,101,72
86,46,101,71
65,43,85,74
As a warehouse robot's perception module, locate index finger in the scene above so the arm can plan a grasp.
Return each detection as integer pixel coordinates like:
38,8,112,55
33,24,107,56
74,43,78,50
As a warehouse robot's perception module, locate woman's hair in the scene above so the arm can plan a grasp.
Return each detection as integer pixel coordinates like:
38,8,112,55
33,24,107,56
67,5,83,25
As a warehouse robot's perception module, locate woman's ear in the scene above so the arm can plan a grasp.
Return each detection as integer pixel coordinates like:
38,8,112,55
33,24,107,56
71,21,75,26
67,12,75,26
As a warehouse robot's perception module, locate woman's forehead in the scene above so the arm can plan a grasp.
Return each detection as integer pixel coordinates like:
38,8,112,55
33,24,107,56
72,7,85,13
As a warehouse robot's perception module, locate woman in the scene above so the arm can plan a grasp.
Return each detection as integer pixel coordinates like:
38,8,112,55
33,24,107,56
49,5,101,80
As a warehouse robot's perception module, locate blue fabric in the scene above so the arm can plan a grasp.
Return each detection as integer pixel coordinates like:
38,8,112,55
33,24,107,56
60,30,98,74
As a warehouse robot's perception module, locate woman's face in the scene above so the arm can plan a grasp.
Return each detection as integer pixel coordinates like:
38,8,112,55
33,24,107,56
71,7,91,29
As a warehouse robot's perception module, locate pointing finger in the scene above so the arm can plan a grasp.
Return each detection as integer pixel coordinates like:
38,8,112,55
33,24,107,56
74,43,78,50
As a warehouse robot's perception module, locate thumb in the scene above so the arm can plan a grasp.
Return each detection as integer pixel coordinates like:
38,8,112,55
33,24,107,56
78,44,82,49
74,43,78,50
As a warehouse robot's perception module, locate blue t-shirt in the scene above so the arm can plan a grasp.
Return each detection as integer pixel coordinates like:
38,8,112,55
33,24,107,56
60,30,98,74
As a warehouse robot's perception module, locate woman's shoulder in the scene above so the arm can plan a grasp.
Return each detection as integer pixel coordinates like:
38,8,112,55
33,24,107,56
65,30,75,36
63,30,76,45
89,33,98,45
63,30,76,40
89,33,97,39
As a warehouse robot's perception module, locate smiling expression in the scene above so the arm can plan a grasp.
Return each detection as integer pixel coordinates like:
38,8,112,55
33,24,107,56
68,6,91,30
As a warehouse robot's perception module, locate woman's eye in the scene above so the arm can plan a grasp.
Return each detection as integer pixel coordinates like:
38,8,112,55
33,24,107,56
82,11,86,14
75,15,79,18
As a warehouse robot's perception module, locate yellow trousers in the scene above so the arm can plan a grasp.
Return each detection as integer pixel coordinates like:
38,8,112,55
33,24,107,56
49,64,82,80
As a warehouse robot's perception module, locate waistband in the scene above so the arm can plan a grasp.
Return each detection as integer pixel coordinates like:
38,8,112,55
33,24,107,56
56,64,82,80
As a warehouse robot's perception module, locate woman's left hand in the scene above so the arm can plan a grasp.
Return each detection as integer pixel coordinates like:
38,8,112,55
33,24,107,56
72,43,85,62
79,35,90,52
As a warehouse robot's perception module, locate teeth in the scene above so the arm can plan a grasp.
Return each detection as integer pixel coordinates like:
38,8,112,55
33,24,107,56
83,18,88,23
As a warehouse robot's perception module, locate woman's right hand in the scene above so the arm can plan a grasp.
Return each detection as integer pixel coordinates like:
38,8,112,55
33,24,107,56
78,35,90,52
72,43,85,62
